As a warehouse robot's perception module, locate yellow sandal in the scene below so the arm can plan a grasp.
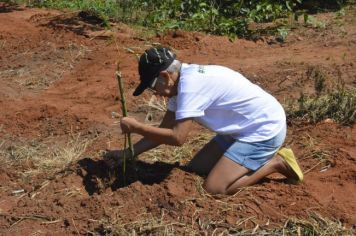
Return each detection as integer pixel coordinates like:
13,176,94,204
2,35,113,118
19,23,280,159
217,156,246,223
278,148,304,182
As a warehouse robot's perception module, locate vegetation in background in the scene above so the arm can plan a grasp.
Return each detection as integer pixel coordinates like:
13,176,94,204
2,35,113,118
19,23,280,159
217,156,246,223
3,0,351,38
141,0,302,37
285,66,355,125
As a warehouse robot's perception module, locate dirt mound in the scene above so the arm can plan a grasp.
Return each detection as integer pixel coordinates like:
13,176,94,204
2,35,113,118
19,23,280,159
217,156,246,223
0,6,355,235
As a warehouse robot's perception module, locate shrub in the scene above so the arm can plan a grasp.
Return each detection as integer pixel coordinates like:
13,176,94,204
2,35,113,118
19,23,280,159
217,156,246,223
16,0,353,37
286,88,355,125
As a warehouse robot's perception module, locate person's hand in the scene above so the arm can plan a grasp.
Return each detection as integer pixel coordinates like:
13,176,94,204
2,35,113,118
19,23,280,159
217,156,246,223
120,117,141,134
103,149,129,168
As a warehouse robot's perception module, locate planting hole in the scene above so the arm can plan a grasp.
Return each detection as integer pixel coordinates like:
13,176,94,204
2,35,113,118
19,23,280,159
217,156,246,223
76,158,177,195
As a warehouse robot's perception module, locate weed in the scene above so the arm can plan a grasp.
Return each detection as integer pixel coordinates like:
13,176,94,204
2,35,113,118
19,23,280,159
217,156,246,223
335,8,346,18
306,65,329,96
305,15,326,29
285,66,355,125
277,27,290,41
286,88,355,125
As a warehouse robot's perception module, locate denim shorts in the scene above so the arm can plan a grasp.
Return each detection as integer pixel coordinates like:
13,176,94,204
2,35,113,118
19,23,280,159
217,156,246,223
213,125,287,171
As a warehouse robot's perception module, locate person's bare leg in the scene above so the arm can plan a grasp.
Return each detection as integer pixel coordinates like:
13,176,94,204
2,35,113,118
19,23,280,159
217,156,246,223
224,160,279,194
187,139,225,175
203,156,250,194
204,154,300,195
226,153,300,193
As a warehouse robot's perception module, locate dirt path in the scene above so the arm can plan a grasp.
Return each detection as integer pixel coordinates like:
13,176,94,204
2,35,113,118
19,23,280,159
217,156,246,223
0,5,355,235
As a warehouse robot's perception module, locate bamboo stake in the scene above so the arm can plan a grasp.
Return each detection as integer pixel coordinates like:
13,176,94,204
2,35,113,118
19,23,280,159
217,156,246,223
116,62,134,157
116,62,135,184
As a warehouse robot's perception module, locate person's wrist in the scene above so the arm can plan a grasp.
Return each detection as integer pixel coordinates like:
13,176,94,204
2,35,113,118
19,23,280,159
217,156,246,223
133,121,143,133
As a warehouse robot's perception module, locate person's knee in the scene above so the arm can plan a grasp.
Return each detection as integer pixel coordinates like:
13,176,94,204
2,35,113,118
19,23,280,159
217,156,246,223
202,180,227,195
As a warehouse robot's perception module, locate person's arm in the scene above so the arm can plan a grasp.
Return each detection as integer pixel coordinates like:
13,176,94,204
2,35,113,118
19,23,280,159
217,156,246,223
121,110,193,148
104,110,192,164
131,110,179,156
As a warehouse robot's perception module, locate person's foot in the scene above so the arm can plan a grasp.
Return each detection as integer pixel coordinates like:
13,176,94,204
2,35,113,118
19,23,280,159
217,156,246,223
274,154,300,181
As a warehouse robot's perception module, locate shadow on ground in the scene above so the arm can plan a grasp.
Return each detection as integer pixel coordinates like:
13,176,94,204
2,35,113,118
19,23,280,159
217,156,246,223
0,2,24,13
43,11,106,36
77,158,181,195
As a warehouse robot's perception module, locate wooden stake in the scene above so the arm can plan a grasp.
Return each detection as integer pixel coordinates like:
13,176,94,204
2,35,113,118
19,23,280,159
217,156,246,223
116,62,135,184
116,62,134,158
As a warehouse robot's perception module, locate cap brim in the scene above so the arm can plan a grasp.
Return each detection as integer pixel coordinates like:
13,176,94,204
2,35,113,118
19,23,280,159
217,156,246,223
132,81,148,96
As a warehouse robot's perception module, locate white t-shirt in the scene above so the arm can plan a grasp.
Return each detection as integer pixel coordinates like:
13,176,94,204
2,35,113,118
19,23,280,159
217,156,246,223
167,63,286,142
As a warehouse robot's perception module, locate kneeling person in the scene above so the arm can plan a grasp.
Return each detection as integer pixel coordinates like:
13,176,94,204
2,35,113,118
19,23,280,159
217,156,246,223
105,47,303,195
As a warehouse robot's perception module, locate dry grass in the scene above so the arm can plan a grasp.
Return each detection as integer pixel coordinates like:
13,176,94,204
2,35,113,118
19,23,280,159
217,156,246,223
141,132,213,164
142,95,168,123
145,95,167,112
38,134,91,172
0,42,90,90
275,213,353,236
97,211,192,235
0,39,6,49
93,211,352,236
296,134,334,174
299,134,332,160
0,134,93,177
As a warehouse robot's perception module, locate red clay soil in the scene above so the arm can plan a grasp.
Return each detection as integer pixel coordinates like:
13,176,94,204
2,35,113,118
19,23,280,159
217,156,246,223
0,4,355,235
